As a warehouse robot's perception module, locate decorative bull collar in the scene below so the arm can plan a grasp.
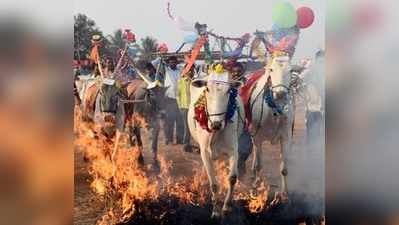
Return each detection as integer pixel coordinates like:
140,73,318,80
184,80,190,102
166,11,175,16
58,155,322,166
194,88,238,132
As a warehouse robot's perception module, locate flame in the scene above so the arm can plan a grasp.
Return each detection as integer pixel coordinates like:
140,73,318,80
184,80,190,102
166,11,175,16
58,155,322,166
131,112,148,129
74,107,270,224
247,183,269,213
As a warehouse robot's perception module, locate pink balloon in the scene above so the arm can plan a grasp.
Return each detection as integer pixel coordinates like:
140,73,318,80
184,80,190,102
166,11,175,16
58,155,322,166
296,7,315,29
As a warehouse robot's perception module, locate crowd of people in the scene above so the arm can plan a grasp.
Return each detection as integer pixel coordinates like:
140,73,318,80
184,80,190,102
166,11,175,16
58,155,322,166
74,50,249,153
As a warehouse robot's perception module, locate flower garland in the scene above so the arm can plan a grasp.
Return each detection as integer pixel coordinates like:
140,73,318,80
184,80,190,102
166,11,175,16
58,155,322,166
194,88,238,132
193,90,211,132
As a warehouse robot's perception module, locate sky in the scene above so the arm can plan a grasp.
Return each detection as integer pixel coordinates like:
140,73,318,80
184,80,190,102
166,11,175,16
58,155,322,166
74,0,324,60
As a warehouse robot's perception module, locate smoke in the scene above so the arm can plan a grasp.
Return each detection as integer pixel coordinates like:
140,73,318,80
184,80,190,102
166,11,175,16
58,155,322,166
284,54,325,217
326,0,399,224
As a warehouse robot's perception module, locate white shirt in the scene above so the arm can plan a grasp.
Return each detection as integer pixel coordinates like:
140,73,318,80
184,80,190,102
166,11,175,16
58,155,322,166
164,66,181,99
304,58,324,113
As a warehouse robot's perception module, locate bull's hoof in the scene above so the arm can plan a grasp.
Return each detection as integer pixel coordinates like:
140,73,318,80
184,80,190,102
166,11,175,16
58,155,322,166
222,203,233,216
211,209,221,220
270,191,289,206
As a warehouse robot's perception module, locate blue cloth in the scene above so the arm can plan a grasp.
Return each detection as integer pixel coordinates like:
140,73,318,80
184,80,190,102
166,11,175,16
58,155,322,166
126,65,136,79
264,88,283,115
226,88,238,122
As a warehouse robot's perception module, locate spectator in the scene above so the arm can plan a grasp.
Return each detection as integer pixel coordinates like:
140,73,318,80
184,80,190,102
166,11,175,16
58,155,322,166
104,58,115,77
304,50,325,145
163,56,183,145
177,64,195,152
80,59,92,75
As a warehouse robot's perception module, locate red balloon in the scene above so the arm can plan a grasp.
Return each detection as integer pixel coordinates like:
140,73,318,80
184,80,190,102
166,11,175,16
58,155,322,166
296,7,315,29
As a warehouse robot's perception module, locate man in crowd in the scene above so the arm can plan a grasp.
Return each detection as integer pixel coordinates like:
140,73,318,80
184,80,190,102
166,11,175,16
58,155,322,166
225,59,246,82
91,64,101,78
136,59,157,81
104,58,115,77
177,64,195,152
303,50,325,145
80,59,92,75
163,56,184,145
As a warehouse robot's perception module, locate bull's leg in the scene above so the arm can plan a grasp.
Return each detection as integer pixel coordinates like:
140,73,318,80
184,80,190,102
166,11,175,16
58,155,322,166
222,149,238,214
200,144,220,218
251,140,263,188
278,134,292,202
132,126,144,166
151,119,161,172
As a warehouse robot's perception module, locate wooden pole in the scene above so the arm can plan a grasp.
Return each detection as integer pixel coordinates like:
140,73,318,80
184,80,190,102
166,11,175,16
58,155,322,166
97,53,104,79
115,43,128,75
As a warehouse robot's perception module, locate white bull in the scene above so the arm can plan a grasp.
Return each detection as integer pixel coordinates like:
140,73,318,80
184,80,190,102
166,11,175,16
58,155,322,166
187,67,244,217
246,55,295,201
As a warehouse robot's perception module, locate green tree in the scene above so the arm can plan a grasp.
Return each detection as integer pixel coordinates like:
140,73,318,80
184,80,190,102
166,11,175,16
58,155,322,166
104,29,125,60
107,29,124,50
139,36,158,61
74,13,103,60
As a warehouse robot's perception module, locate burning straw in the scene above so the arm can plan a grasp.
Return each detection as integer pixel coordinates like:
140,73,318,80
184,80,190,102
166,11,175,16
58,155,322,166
74,108,272,225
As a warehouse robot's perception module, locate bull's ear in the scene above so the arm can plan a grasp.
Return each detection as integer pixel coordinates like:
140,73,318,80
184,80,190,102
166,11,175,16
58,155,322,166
231,80,243,89
191,79,207,88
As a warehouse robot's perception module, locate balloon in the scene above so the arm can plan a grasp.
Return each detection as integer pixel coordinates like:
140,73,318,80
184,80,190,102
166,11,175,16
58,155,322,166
296,7,315,29
272,1,297,28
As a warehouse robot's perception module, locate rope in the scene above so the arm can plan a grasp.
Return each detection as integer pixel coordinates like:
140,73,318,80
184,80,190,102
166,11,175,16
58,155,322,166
208,32,244,42
166,2,175,20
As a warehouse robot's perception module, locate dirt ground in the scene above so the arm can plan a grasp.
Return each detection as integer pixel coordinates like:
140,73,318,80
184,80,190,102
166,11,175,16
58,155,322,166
74,101,323,225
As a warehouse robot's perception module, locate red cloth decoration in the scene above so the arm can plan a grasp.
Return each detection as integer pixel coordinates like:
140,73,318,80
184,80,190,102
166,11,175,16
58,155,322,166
296,7,315,29
124,29,136,43
194,105,212,132
239,69,265,128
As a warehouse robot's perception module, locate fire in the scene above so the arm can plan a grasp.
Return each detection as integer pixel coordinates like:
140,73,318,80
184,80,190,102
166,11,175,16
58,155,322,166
130,112,148,129
247,182,269,213
75,107,270,224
